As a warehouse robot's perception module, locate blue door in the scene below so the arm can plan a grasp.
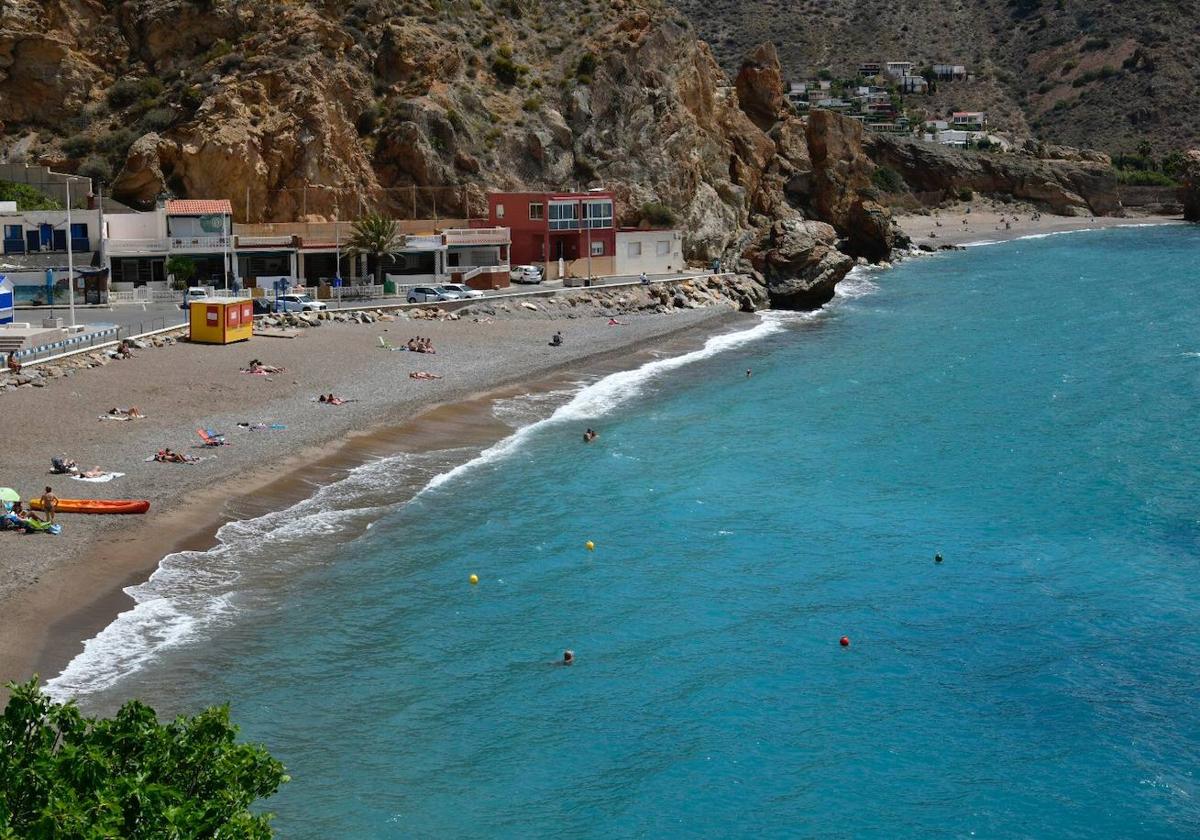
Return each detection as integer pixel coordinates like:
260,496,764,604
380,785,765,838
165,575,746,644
39,223,52,248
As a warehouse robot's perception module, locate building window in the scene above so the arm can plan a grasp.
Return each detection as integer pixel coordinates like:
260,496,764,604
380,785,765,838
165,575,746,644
496,203,505,219
583,200,613,229
549,202,579,231
656,240,670,257
529,202,544,220
591,240,604,256
626,241,642,258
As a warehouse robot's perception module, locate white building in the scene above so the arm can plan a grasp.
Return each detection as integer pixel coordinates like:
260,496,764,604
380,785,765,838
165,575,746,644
615,229,683,276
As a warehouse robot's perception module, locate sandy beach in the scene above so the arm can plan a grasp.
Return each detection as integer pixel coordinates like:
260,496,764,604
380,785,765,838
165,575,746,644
0,287,753,694
895,201,1184,247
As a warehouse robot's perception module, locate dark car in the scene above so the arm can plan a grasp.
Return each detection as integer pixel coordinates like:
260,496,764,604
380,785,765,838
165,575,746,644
252,298,274,315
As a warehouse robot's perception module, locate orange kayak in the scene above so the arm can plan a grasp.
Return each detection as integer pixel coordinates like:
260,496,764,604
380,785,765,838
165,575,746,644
31,498,150,515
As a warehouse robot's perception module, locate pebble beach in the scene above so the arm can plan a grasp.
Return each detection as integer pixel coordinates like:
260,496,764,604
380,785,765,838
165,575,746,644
0,297,747,692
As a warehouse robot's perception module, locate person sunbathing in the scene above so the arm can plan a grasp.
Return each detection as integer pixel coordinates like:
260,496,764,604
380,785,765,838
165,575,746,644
409,371,443,380
245,359,284,374
78,466,108,478
155,448,193,463
116,340,134,359
51,456,79,474
107,407,144,419
320,393,348,405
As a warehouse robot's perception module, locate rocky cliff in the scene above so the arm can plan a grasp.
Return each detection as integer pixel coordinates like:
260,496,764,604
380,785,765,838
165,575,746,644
0,1,895,310
865,135,1120,217
1183,151,1200,224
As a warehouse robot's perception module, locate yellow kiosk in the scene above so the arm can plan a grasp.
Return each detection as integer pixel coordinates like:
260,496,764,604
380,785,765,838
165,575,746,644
189,298,254,345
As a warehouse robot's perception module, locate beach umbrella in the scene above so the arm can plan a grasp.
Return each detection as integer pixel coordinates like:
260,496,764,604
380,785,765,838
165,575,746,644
0,487,19,503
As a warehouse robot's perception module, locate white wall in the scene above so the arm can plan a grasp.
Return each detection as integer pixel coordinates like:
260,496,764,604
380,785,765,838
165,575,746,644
107,210,164,240
615,230,683,276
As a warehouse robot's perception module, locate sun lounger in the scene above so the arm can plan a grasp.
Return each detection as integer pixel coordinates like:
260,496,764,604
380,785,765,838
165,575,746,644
197,428,228,446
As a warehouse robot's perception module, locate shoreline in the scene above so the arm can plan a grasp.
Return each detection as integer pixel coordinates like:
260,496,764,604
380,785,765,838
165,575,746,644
894,204,1184,248
1,306,750,698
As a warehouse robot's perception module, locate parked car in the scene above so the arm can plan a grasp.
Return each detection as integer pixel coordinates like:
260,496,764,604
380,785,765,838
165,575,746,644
440,283,484,299
276,293,327,312
407,286,454,303
252,297,275,315
178,287,209,309
510,265,544,284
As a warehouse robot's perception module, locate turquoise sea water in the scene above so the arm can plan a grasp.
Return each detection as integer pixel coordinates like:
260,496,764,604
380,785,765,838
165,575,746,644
55,226,1200,837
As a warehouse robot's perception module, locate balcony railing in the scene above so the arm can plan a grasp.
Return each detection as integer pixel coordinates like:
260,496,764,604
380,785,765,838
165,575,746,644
404,234,444,250
443,227,511,246
107,237,169,255
236,235,296,248
170,235,231,250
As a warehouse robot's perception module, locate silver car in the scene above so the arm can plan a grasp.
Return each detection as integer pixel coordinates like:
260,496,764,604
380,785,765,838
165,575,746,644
440,283,484,299
407,286,453,303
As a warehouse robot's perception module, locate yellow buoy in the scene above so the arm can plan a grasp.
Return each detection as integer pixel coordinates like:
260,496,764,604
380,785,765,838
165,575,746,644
469,574,479,585
585,541,595,551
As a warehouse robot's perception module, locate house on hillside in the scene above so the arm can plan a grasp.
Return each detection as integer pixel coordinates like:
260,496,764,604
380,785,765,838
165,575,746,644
858,62,882,78
901,74,928,94
933,64,968,82
951,111,988,130
885,61,914,79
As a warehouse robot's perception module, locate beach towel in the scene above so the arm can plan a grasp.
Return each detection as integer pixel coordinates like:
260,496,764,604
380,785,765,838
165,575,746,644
237,423,287,431
70,472,124,483
99,414,146,421
146,454,209,464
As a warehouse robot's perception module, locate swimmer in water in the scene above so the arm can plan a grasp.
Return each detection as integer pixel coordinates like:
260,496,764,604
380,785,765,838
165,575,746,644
746,369,752,378
562,650,574,665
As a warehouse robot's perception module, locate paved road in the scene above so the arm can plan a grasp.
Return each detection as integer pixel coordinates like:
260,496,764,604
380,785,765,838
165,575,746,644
17,271,706,333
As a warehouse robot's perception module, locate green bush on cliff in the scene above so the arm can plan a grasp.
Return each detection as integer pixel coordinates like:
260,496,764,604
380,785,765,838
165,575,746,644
0,679,287,838
0,181,62,211
871,166,906,194
639,202,677,226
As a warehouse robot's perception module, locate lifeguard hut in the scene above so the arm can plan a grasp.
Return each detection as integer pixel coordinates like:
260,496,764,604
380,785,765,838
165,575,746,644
189,298,253,345
0,276,12,325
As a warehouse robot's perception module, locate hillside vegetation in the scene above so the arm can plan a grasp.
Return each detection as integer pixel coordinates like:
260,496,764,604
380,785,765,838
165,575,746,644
667,0,1199,155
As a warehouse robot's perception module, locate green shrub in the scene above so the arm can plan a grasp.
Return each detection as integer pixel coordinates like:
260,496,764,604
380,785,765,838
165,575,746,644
1081,36,1110,51
957,187,975,202
78,156,114,183
639,202,676,226
0,181,62,210
575,52,598,82
446,108,465,131
141,107,176,132
871,166,906,193
181,85,205,110
492,54,526,85
106,78,144,108
62,133,94,157
1116,169,1179,186
522,95,542,112
97,128,135,154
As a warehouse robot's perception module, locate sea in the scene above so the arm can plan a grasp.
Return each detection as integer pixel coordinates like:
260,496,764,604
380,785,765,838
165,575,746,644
47,225,1200,838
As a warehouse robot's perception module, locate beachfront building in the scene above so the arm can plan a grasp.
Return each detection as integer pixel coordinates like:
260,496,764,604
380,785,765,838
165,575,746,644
106,199,234,291
486,190,616,280
615,229,683,276
0,204,102,304
165,199,235,288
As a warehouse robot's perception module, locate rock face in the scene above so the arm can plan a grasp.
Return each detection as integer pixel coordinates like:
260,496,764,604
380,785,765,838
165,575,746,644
867,135,1121,216
1183,150,1200,223
1,3,891,309
752,219,854,310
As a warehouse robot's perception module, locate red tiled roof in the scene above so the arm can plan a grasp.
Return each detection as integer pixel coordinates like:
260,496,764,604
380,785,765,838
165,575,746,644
165,199,233,215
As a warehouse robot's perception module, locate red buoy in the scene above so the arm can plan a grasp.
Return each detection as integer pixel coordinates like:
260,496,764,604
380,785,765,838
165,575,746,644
839,636,850,647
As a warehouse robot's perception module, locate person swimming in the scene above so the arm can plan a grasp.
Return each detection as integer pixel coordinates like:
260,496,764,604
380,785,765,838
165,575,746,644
583,429,597,443
562,650,574,665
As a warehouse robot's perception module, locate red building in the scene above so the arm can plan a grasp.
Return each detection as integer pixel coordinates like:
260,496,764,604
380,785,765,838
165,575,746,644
485,191,616,276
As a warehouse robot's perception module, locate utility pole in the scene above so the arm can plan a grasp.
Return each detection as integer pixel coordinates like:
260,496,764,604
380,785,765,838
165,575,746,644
222,208,230,291
66,178,76,326
245,185,250,223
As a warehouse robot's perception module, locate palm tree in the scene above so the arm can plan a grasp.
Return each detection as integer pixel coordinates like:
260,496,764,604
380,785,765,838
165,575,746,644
346,213,402,286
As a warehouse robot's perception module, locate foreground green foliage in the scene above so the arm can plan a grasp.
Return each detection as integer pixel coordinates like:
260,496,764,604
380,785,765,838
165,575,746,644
0,182,62,211
0,680,287,839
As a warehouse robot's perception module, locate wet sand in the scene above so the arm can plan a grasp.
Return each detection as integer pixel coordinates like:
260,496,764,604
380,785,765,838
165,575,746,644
0,305,747,696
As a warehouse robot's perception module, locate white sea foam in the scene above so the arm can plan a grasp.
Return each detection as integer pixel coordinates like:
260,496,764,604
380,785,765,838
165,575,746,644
835,266,882,299
961,222,1179,248
45,310,833,699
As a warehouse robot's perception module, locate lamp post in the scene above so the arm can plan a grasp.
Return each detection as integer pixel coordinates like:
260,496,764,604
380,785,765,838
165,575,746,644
66,179,76,327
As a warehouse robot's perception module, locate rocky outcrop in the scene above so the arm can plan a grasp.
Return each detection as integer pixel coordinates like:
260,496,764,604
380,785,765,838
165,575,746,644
734,43,786,132
805,111,896,260
867,135,1121,216
752,218,854,310
1183,150,1200,222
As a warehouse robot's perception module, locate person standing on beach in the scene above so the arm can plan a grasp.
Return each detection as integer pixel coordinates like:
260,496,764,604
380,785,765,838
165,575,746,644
40,487,58,524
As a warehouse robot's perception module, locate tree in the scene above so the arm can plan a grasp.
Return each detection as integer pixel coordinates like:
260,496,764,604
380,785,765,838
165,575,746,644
0,679,287,838
165,255,197,291
347,213,402,285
